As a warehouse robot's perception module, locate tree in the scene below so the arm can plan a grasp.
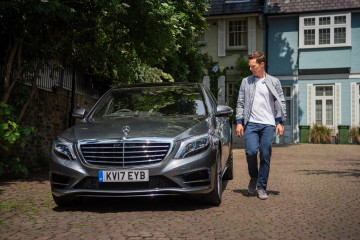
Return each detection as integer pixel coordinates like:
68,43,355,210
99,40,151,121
1,0,209,120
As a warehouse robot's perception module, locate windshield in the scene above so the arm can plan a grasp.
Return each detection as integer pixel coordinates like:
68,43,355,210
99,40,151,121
91,86,207,118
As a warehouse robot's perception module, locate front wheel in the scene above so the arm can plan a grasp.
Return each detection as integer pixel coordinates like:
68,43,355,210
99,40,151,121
204,152,222,206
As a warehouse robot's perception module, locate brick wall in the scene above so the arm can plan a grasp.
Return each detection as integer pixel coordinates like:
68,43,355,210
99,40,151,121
19,86,98,165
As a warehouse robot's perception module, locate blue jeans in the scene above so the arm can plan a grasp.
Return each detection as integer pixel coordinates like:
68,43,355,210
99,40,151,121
244,122,275,191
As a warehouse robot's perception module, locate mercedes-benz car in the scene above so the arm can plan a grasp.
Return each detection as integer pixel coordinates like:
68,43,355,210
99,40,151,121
50,82,233,206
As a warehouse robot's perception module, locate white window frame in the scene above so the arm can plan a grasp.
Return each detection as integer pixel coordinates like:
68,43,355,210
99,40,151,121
299,12,351,49
313,85,335,126
357,84,360,126
282,86,293,127
227,18,248,50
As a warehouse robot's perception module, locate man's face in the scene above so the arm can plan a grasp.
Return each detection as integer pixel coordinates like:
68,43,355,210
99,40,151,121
249,59,265,78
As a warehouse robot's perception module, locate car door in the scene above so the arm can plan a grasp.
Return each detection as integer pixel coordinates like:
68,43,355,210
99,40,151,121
203,87,230,170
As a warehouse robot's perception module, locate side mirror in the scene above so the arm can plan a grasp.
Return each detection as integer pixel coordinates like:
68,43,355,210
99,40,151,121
72,108,86,118
215,105,233,117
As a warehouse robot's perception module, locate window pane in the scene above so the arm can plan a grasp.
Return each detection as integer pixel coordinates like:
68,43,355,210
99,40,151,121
319,17,330,25
319,28,330,45
326,100,333,125
285,100,291,126
334,27,346,44
229,20,247,47
325,86,333,96
316,86,324,96
316,100,322,125
282,87,291,97
335,16,346,24
304,29,315,45
304,18,315,26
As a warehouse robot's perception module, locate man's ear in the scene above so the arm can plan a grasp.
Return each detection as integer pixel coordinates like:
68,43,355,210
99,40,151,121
260,62,265,68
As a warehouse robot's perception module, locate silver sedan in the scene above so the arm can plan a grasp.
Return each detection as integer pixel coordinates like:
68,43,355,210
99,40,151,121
50,83,233,206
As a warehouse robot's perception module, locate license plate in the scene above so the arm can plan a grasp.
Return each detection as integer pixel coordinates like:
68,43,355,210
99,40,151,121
98,170,149,182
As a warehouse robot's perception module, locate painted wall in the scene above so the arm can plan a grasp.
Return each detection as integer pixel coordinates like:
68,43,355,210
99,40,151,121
299,48,351,70
351,12,360,73
267,16,299,76
201,17,264,76
297,79,360,126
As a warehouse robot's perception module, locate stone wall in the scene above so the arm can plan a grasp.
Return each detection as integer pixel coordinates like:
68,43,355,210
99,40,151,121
19,85,98,165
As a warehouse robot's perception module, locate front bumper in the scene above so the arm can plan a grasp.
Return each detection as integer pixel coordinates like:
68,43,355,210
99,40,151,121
50,142,217,198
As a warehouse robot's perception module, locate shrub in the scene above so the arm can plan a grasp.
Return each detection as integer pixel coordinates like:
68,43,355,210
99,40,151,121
308,124,333,144
0,103,34,177
349,127,360,144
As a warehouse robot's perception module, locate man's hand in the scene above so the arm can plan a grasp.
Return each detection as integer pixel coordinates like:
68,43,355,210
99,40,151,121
276,123,285,137
236,124,244,138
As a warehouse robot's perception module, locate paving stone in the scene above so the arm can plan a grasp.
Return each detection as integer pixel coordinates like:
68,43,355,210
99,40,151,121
1,144,360,239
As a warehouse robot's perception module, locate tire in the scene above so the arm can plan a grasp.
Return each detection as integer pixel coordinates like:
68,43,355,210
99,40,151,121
52,194,81,207
223,150,234,180
204,152,222,206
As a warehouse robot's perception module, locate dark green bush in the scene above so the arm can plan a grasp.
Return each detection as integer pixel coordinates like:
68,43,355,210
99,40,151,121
349,127,360,144
0,103,34,176
308,124,333,144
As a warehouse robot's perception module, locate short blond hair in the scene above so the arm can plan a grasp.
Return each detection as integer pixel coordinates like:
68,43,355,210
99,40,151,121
249,51,266,65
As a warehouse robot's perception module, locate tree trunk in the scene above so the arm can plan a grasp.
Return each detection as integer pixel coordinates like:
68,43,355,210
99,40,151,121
18,60,42,123
3,43,23,104
2,42,19,104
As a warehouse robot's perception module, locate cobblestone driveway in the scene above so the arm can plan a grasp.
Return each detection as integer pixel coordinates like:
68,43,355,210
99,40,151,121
1,144,359,240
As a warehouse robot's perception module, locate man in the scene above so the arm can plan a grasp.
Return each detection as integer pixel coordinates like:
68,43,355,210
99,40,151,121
236,51,286,200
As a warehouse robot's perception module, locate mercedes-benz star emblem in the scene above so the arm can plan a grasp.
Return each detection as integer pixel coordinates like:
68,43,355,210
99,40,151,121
122,126,130,136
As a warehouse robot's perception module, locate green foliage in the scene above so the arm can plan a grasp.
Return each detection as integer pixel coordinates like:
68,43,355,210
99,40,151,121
118,64,174,85
0,104,34,176
1,0,209,102
202,53,225,97
349,127,360,144
308,124,333,144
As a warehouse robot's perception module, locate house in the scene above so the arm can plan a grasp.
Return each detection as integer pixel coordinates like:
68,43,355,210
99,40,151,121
201,0,265,105
264,0,360,143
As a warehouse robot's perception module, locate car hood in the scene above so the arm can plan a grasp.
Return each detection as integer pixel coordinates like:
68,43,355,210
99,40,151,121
60,116,210,142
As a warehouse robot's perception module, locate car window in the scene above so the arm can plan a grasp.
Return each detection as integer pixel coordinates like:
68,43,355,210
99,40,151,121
91,86,207,118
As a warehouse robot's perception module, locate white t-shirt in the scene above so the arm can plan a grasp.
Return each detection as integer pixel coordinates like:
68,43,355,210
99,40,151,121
249,77,276,126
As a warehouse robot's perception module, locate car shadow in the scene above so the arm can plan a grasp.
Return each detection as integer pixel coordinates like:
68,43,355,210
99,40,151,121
232,189,280,198
53,180,231,213
52,195,212,213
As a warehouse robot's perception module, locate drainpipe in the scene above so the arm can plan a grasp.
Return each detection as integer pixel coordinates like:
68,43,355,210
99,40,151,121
265,14,269,73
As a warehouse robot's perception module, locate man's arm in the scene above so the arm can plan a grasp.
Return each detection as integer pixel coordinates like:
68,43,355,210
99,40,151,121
236,79,246,138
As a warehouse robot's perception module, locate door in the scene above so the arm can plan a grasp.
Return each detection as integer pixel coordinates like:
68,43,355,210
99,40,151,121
274,86,293,143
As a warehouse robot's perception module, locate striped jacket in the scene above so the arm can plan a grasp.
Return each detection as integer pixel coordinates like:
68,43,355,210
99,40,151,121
236,73,287,126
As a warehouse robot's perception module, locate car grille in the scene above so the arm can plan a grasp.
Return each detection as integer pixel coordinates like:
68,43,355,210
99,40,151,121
73,176,179,190
79,141,172,167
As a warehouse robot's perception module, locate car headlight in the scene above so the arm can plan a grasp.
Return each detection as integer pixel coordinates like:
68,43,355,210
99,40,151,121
175,134,210,159
53,137,76,160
